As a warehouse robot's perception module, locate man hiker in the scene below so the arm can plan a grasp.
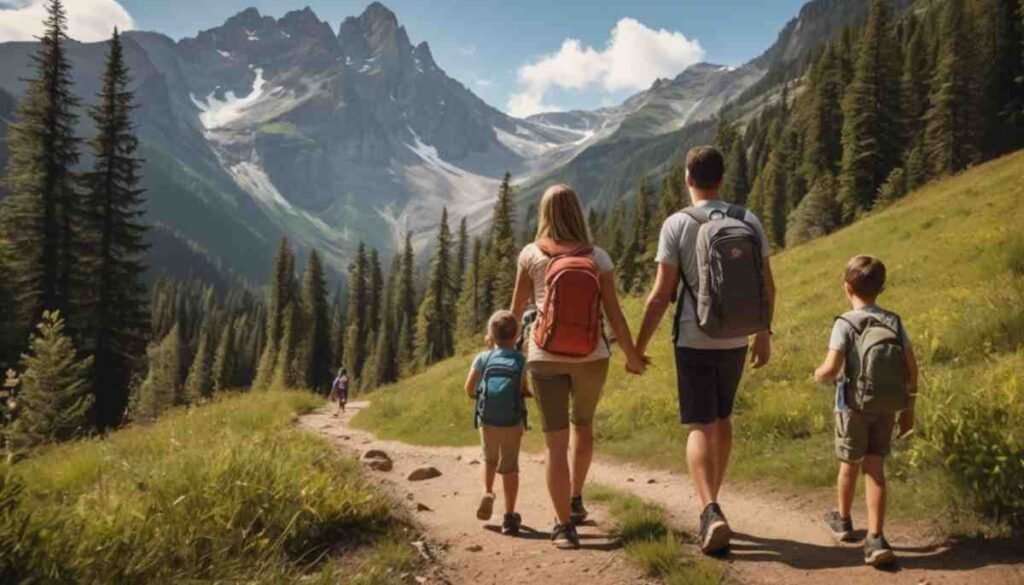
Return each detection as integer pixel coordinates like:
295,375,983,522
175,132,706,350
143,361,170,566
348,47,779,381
330,368,349,415
635,145,775,554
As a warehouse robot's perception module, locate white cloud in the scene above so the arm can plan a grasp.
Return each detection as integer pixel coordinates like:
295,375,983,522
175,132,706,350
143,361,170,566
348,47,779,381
0,0,135,43
474,78,494,89
507,17,704,118
458,45,476,57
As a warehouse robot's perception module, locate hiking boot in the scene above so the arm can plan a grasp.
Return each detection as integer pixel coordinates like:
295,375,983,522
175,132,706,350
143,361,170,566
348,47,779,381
551,521,580,550
502,513,522,536
864,533,895,566
824,510,854,542
476,493,495,521
570,495,589,525
699,503,731,554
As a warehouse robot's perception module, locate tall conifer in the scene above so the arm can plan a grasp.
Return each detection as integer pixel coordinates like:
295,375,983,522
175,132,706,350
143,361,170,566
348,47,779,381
300,250,331,392
417,208,454,365
488,173,517,311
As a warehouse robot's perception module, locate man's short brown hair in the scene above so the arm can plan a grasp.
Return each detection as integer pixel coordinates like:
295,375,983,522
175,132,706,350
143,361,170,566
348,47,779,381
487,310,519,342
845,255,887,299
686,146,726,189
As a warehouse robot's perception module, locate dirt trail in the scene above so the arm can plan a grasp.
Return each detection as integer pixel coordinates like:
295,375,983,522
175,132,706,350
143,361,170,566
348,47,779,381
301,403,1022,585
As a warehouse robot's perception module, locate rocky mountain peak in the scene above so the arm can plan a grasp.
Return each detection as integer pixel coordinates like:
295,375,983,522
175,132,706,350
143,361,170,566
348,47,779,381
338,2,413,63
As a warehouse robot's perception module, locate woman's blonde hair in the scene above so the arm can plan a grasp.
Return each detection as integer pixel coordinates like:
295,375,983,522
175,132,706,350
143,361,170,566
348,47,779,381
535,184,591,244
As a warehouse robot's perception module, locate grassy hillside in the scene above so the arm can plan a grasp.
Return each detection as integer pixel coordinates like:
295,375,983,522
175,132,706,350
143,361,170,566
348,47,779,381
1,391,418,584
355,151,1024,533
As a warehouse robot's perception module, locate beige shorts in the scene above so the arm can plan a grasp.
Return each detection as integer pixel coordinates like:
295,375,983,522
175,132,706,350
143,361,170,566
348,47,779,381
481,425,523,474
835,410,896,462
528,359,609,432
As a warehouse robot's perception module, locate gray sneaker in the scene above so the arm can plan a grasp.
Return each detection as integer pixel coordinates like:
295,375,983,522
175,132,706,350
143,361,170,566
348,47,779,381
551,521,581,550
864,533,895,566
698,503,731,554
824,510,854,541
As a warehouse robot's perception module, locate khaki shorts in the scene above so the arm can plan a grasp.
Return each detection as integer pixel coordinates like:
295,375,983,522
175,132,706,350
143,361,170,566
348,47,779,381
835,410,896,463
481,425,523,474
528,359,609,432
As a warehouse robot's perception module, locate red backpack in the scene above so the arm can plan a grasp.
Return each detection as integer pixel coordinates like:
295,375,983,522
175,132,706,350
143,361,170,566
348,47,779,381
532,239,604,357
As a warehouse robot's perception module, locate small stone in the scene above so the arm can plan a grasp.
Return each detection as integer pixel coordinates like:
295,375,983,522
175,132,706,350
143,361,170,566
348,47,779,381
465,544,483,552
416,502,432,512
469,459,480,465
647,478,657,484
407,493,415,500
408,466,443,481
455,455,462,461
626,477,634,483
362,449,391,461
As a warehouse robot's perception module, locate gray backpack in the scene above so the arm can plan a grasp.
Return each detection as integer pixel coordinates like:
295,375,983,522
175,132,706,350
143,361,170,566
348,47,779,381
674,204,771,340
837,311,909,414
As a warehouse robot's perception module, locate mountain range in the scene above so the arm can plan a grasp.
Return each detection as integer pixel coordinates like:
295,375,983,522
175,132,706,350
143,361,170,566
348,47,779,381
0,0,908,283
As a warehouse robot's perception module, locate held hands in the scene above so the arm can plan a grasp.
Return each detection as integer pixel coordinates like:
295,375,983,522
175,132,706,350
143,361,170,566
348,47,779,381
625,351,647,376
750,331,772,369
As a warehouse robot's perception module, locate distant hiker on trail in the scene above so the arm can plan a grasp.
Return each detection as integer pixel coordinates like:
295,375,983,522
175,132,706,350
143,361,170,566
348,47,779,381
464,310,531,536
511,184,647,550
814,255,919,567
635,146,775,555
330,368,349,415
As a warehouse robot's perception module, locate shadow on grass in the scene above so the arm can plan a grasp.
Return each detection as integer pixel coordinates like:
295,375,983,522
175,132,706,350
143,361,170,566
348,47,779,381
728,532,1024,573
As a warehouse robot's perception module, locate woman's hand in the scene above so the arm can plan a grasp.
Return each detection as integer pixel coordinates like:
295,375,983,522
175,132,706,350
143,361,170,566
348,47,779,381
625,351,647,375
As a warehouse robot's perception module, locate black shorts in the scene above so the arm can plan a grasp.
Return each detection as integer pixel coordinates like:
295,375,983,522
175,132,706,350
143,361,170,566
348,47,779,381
674,346,748,425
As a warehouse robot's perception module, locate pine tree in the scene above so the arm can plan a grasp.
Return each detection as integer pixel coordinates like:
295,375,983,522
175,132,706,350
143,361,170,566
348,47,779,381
8,311,93,450
786,173,839,247
924,0,980,177
137,323,183,419
521,203,538,246
837,0,901,221
272,301,301,389
1,0,83,333
300,250,331,392
366,249,383,338
488,173,517,311
211,318,235,392
721,139,751,205
343,243,369,381
619,177,653,293
456,236,483,339
80,29,149,430
253,239,295,388
901,20,931,179
395,233,417,365
370,257,400,387
329,287,346,373
803,43,845,178
183,323,213,403
454,217,468,299
875,167,908,207
417,208,455,365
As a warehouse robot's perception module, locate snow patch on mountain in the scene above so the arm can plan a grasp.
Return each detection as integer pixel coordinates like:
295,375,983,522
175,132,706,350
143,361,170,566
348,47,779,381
190,68,268,130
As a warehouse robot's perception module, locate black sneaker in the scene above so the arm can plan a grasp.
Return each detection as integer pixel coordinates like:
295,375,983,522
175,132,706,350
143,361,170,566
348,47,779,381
502,513,522,536
570,495,589,525
824,510,854,542
551,521,581,549
864,533,895,566
698,503,731,554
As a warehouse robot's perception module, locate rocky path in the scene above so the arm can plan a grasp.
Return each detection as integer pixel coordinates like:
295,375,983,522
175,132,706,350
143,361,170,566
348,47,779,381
301,403,1023,585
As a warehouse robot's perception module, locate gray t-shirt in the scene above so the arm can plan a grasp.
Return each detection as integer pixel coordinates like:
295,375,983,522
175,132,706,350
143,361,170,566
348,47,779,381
828,304,913,411
655,199,771,349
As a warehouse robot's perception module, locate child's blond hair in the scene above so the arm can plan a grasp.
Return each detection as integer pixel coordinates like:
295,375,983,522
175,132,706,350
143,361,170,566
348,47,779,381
487,310,519,344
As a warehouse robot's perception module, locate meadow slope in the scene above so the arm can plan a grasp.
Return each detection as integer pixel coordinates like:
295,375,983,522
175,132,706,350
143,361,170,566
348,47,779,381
354,151,1024,534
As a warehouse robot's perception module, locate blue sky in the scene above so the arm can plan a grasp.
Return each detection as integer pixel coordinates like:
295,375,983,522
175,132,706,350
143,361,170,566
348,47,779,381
1,0,809,115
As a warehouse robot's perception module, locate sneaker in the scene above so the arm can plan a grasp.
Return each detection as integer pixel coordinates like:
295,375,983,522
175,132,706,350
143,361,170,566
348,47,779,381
698,503,731,554
570,495,589,525
824,510,854,542
551,521,580,550
502,513,522,536
864,533,895,566
476,493,495,521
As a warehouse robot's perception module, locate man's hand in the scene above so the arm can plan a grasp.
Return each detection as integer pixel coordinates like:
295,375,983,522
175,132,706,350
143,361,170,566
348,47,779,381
626,353,647,375
466,387,477,400
750,331,771,369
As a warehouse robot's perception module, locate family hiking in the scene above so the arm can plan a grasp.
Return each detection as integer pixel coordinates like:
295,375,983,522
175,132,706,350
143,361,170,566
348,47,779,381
453,145,919,567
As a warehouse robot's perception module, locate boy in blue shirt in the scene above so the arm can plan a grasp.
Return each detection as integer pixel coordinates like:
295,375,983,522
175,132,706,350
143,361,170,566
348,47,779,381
814,255,919,566
463,310,531,536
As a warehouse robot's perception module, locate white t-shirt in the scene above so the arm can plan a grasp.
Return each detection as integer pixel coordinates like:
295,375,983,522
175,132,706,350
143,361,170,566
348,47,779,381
655,199,771,350
518,242,615,363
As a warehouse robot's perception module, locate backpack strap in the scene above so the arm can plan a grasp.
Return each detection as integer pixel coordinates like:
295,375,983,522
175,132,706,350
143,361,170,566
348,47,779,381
680,206,708,225
725,204,747,222
536,238,593,259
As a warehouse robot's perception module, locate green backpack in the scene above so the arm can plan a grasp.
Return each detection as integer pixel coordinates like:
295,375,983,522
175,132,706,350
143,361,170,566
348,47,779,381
837,311,909,414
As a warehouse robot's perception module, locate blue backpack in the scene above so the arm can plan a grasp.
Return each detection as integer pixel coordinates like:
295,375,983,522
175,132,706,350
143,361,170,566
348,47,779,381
474,350,527,429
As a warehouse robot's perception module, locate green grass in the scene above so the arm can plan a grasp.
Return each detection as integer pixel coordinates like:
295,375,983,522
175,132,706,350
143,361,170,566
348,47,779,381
355,151,1024,534
588,485,725,584
1,391,417,583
